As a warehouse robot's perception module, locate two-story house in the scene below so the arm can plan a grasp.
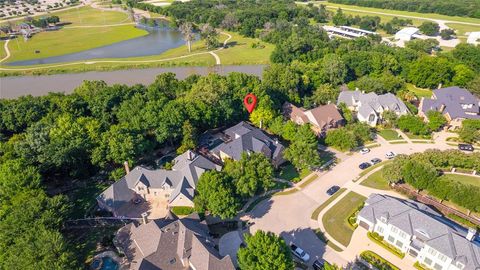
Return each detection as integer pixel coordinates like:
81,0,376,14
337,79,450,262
358,194,480,270
419,86,480,129
337,90,409,126
283,102,345,136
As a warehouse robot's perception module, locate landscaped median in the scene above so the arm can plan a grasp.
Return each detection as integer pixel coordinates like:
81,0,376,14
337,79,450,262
311,188,347,220
321,191,366,247
360,250,400,270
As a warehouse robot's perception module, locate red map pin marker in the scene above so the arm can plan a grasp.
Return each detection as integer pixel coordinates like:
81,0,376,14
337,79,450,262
243,93,257,114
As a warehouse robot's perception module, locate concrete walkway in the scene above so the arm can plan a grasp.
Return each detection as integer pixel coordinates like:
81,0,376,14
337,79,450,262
0,40,10,64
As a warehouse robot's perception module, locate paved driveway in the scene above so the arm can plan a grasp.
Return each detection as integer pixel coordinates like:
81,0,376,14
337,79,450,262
243,136,456,268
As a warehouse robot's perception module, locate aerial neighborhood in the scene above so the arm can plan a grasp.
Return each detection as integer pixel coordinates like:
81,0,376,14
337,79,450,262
1,0,480,270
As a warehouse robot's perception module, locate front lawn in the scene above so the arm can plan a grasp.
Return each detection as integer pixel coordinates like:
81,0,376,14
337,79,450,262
406,83,433,98
322,191,367,247
360,170,390,190
311,188,347,220
378,129,401,141
276,163,310,183
439,174,480,188
405,132,432,140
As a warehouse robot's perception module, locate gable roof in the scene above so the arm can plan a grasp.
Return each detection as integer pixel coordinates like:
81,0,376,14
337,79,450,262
97,150,220,215
212,121,284,162
283,102,344,130
420,87,480,120
117,214,235,270
338,90,409,119
359,194,480,269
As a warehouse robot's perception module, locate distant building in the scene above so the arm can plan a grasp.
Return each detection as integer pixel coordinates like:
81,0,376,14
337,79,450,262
210,121,285,167
358,194,480,270
337,90,409,126
97,150,221,217
467,32,480,45
283,102,344,136
395,27,421,41
323,25,378,39
115,213,236,270
419,86,480,129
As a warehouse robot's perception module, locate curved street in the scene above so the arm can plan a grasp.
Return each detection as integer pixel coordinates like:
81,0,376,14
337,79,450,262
242,131,462,269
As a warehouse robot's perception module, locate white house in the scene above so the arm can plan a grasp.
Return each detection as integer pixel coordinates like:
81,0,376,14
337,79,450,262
337,90,409,126
467,32,480,45
358,194,480,270
395,27,420,41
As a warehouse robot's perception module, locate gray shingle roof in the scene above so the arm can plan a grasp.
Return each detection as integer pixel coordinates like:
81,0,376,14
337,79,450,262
116,214,235,270
338,90,409,119
420,86,480,120
359,194,480,269
97,150,220,214
212,121,284,162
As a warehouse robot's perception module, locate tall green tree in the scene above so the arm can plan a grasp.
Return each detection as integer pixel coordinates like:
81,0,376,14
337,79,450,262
284,124,321,170
237,230,294,270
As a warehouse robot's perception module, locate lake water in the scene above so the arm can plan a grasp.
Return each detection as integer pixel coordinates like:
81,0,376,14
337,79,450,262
0,65,267,99
7,25,190,66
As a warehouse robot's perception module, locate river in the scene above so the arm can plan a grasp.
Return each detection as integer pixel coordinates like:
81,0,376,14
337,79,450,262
0,65,266,99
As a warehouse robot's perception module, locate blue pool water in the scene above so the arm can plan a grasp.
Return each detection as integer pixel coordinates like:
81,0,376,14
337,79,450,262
91,256,119,270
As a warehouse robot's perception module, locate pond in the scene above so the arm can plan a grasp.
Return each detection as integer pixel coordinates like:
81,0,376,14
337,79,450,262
7,23,193,66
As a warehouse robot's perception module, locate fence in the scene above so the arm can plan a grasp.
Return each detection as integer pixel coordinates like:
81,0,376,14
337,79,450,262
392,184,480,226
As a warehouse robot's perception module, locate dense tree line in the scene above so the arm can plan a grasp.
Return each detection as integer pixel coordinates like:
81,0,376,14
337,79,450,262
329,0,480,18
382,149,480,212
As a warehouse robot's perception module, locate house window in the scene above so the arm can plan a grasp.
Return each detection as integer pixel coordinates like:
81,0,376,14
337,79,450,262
388,236,395,243
456,262,465,270
428,247,437,257
377,226,384,234
433,263,442,270
424,257,432,266
368,114,376,122
438,253,447,262
138,187,143,191
391,227,399,234
380,217,387,223
398,231,407,238
396,240,403,248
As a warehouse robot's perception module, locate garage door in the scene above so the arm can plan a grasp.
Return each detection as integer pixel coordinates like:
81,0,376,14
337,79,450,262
358,221,370,230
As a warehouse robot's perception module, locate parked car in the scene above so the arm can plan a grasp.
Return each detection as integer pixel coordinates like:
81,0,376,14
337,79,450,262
313,259,325,270
326,185,340,196
385,151,396,159
359,162,371,170
458,144,474,152
290,244,310,262
360,148,370,155
370,158,382,165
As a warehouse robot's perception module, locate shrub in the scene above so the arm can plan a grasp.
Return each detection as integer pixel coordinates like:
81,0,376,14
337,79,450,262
170,206,194,216
360,250,400,270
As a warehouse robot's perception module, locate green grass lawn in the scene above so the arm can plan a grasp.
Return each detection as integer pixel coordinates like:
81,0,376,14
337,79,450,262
0,40,6,60
407,83,432,98
276,162,311,183
322,191,367,247
405,132,432,140
216,32,274,65
6,25,147,62
311,188,347,220
57,6,131,25
361,170,390,190
299,174,318,188
440,174,480,187
445,23,480,36
378,129,401,141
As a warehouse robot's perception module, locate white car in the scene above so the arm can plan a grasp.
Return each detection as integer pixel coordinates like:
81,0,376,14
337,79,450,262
360,148,370,155
385,151,396,159
290,244,310,262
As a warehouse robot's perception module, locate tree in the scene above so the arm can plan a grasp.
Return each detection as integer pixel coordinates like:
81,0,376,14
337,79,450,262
304,83,339,107
467,75,480,98
458,119,480,143
194,170,239,219
237,230,294,270
396,115,429,135
382,155,409,183
325,127,357,151
426,110,446,131
200,23,219,50
419,21,439,36
332,8,348,26
440,28,455,40
284,124,321,170
221,13,238,30
405,39,439,54
223,152,274,198
179,22,195,52
402,160,438,190
320,54,347,86
407,57,453,89
176,121,197,154
452,64,476,87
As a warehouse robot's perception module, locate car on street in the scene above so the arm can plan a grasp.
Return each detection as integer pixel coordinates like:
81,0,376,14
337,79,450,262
385,151,396,159
290,244,310,262
358,162,371,170
326,185,340,196
458,144,474,152
370,158,382,165
313,259,325,270
360,148,370,155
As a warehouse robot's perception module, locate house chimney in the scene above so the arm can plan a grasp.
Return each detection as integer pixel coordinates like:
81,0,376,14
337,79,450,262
141,212,149,224
355,87,359,91
187,150,195,161
327,100,331,105
466,228,477,242
124,161,130,174
438,83,442,89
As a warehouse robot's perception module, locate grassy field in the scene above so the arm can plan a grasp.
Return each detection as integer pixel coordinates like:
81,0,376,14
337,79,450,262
378,129,401,141
361,170,390,190
440,174,480,188
406,83,432,98
322,191,367,247
6,25,147,62
216,32,274,65
0,40,6,60
445,23,480,36
55,6,131,26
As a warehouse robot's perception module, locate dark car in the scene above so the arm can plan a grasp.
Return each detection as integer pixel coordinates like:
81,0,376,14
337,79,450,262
370,158,382,165
458,144,474,152
326,185,340,196
359,162,371,170
313,260,325,270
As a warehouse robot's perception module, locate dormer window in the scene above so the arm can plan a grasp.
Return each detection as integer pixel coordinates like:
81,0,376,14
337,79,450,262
380,217,387,223
456,262,465,270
